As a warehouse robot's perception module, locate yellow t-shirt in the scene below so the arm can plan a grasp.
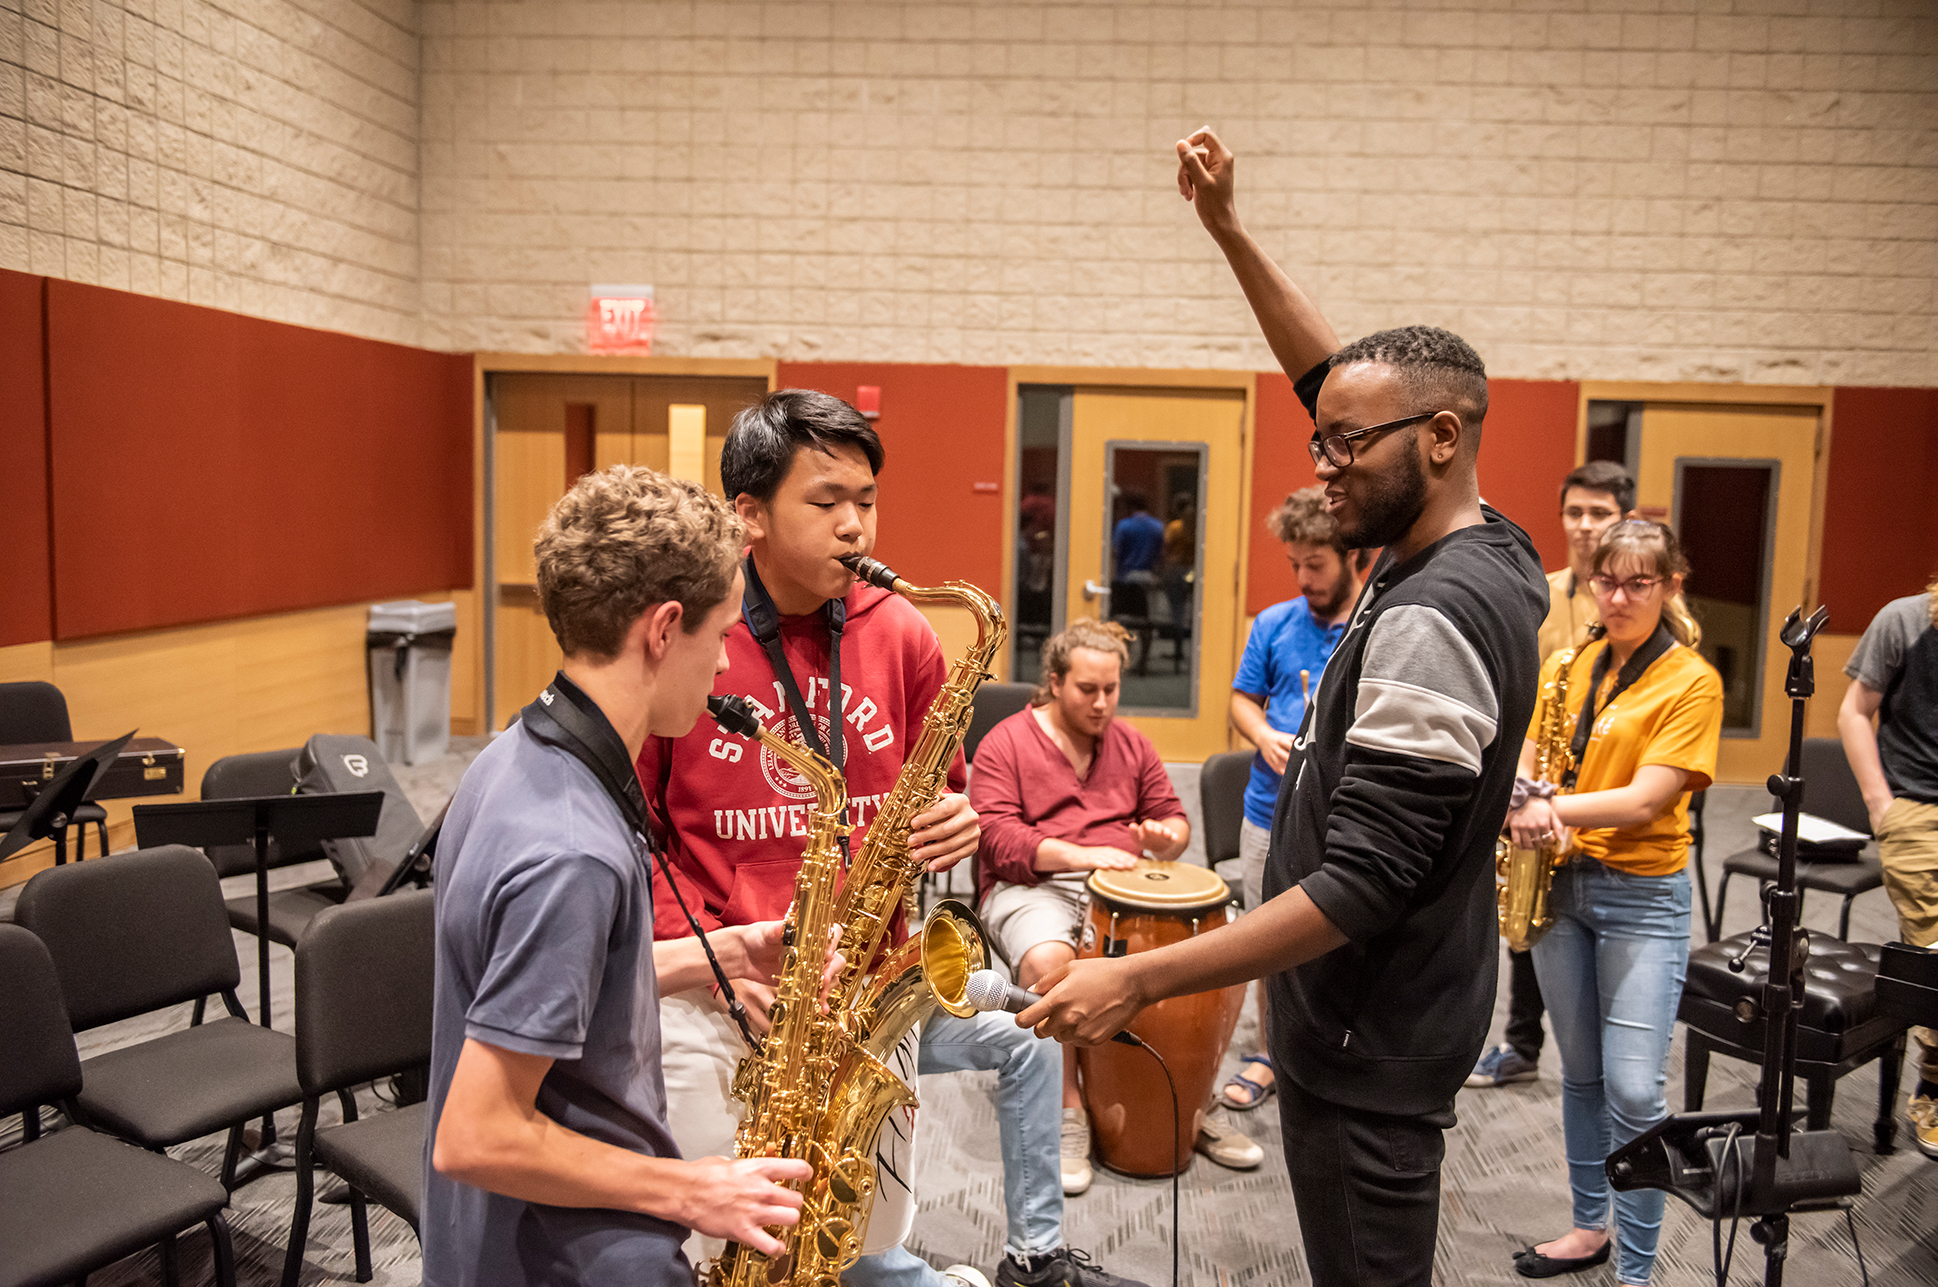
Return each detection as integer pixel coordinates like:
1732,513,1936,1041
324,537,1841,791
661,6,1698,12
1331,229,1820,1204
1537,567,1599,662
1530,638,1725,876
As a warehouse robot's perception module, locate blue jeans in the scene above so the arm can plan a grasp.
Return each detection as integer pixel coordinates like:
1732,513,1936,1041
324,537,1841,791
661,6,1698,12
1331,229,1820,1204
846,1008,1063,1284
1530,860,1690,1286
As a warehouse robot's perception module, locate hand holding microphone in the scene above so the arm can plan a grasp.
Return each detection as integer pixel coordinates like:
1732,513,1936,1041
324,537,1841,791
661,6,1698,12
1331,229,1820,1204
965,969,1145,1047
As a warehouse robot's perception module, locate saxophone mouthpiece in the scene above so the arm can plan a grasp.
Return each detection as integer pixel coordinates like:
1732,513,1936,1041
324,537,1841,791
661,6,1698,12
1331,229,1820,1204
708,694,763,739
839,554,900,590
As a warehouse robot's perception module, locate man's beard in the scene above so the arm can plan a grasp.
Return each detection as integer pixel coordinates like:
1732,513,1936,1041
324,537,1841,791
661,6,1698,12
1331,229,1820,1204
1306,569,1356,617
1340,429,1427,550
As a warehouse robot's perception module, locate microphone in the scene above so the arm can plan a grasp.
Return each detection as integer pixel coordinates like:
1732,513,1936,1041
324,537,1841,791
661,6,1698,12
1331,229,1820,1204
965,969,1144,1047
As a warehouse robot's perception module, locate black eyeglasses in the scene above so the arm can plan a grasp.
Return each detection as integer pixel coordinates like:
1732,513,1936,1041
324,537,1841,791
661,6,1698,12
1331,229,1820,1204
1308,411,1440,468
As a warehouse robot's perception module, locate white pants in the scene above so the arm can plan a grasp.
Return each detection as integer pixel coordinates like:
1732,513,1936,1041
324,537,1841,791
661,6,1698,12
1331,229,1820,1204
659,989,920,1266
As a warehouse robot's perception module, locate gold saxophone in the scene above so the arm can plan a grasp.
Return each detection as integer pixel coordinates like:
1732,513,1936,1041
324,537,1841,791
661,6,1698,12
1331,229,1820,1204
1496,644,1580,952
707,554,1006,1287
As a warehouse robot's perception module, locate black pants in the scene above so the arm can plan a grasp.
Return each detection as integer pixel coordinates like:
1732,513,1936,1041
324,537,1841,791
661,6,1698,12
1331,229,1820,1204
1505,945,1547,1061
1279,1077,1455,1287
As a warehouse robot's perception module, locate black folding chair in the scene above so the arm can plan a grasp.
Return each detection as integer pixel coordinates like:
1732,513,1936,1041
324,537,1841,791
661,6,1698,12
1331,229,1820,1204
201,749,347,948
1199,750,1253,892
0,924,238,1287
1712,738,1885,942
14,845,304,1189
282,890,435,1286
0,680,110,861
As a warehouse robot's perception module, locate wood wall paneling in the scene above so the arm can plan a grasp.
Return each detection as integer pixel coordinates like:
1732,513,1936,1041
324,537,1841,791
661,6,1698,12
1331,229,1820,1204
0,270,52,647
0,590,463,889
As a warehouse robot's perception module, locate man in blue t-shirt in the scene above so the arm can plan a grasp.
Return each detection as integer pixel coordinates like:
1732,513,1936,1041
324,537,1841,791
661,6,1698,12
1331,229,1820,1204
1219,485,1367,1112
424,466,813,1287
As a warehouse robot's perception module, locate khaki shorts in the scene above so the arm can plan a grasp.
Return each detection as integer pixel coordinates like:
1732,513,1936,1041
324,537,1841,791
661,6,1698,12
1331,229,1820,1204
1877,798,1938,1081
978,873,1089,969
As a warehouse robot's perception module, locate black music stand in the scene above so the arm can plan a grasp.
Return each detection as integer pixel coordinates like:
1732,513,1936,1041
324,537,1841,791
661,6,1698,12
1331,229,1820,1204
134,792,384,1031
0,730,135,865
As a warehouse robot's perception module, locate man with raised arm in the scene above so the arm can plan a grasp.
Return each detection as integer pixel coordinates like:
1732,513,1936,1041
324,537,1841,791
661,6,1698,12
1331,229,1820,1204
425,467,811,1287
1020,129,1549,1287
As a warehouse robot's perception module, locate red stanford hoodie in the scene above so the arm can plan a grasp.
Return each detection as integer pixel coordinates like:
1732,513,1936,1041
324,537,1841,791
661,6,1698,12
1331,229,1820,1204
637,582,967,941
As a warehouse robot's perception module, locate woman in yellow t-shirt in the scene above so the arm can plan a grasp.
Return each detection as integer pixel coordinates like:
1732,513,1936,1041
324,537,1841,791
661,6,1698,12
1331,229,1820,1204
1503,521,1723,1287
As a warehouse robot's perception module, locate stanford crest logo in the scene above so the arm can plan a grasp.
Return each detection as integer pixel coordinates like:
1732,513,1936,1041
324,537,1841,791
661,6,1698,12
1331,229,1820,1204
759,712,834,801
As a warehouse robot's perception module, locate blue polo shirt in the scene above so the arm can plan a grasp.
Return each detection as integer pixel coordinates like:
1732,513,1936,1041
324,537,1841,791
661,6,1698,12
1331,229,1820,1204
1112,512,1166,574
424,715,688,1287
1233,597,1348,828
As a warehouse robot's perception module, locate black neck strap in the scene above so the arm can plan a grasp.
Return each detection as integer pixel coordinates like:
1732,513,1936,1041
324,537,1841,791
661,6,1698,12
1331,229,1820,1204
741,555,846,771
520,673,762,1053
1562,622,1676,789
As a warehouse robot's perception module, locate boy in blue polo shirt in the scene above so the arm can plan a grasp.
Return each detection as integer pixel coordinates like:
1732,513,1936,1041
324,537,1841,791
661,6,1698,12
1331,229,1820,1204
1221,485,1368,1111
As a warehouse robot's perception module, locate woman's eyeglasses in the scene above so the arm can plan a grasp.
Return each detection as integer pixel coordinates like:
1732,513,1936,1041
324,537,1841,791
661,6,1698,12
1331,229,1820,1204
1307,410,1439,468
1588,574,1662,599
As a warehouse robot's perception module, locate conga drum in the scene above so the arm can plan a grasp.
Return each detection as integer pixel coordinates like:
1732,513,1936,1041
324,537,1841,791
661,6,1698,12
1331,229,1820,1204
1077,861,1245,1176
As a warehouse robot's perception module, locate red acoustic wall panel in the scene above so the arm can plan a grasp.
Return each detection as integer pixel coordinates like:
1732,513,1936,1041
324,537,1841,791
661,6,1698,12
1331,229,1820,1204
1821,387,1938,631
45,281,473,639
0,270,52,646
773,363,1009,594
1475,378,1580,574
1243,371,1579,615
1244,371,1321,616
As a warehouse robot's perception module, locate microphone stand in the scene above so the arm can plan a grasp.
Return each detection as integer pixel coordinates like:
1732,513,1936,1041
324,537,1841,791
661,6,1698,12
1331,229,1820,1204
1741,605,1829,1282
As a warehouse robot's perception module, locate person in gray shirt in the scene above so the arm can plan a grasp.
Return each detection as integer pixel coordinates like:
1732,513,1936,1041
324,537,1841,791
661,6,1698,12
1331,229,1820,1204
1838,579,1938,1159
424,466,813,1286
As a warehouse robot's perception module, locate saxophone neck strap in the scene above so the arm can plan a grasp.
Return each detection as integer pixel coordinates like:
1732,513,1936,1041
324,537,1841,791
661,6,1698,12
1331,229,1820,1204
1562,621,1675,789
741,554,846,772
520,672,763,1054
520,672,649,837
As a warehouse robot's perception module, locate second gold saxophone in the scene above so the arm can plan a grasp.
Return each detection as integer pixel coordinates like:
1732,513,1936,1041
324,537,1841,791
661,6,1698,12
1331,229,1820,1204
1496,644,1580,952
708,553,1007,1287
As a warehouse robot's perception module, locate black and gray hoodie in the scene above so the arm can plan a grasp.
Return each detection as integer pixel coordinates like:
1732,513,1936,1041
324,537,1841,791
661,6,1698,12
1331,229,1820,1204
1262,503,1547,1116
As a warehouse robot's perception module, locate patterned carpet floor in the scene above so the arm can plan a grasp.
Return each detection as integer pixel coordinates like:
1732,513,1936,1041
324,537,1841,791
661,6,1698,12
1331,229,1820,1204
5,746,1935,1285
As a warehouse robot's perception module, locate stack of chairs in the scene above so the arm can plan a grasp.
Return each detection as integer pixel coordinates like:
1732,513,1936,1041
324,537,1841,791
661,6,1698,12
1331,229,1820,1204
0,843,436,1286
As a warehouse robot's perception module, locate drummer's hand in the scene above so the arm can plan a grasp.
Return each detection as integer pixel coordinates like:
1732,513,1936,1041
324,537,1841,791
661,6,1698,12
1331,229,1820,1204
1132,818,1188,861
1017,957,1147,1047
909,793,979,872
1077,845,1141,871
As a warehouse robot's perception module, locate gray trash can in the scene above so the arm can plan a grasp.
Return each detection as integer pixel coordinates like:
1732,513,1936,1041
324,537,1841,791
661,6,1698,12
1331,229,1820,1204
368,600,457,765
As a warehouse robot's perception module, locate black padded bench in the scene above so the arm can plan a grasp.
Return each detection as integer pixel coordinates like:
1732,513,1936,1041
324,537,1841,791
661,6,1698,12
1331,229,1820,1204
1680,932,1908,1155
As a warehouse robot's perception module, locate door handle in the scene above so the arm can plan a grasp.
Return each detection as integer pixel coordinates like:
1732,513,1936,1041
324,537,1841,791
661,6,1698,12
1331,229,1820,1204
1083,580,1110,601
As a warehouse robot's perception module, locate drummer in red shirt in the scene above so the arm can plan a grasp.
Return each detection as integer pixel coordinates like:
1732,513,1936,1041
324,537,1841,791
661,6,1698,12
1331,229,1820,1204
973,620,1260,1192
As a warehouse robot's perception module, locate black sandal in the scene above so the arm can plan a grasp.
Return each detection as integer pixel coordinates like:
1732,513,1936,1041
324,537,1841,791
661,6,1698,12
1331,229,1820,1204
1220,1052,1276,1110
1512,1240,1610,1278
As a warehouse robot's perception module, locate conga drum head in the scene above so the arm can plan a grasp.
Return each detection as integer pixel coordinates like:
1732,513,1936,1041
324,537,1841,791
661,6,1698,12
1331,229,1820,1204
1086,861,1232,914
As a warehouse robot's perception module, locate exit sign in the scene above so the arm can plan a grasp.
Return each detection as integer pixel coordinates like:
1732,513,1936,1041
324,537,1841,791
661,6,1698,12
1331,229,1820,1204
587,284,655,354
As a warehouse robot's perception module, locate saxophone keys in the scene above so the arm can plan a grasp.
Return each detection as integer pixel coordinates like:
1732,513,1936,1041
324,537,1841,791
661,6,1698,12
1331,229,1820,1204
813,1217,855,1263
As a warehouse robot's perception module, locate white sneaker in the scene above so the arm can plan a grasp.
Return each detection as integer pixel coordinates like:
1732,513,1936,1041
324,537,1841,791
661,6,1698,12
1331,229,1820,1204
944,1266,994,1287
1195,1110,1263,1170
1060,1106,1093,1195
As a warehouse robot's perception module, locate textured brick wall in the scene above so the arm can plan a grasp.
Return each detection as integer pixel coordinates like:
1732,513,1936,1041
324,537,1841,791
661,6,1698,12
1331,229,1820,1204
418,0,1937,385
8,2,1934,383
1,0,423,343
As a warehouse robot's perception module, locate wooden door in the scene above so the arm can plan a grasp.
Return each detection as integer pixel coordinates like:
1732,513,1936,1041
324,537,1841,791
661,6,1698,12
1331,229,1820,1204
1063,388,1247,760
487,372,773,729
1635,403,1820,783
632,376,768,494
